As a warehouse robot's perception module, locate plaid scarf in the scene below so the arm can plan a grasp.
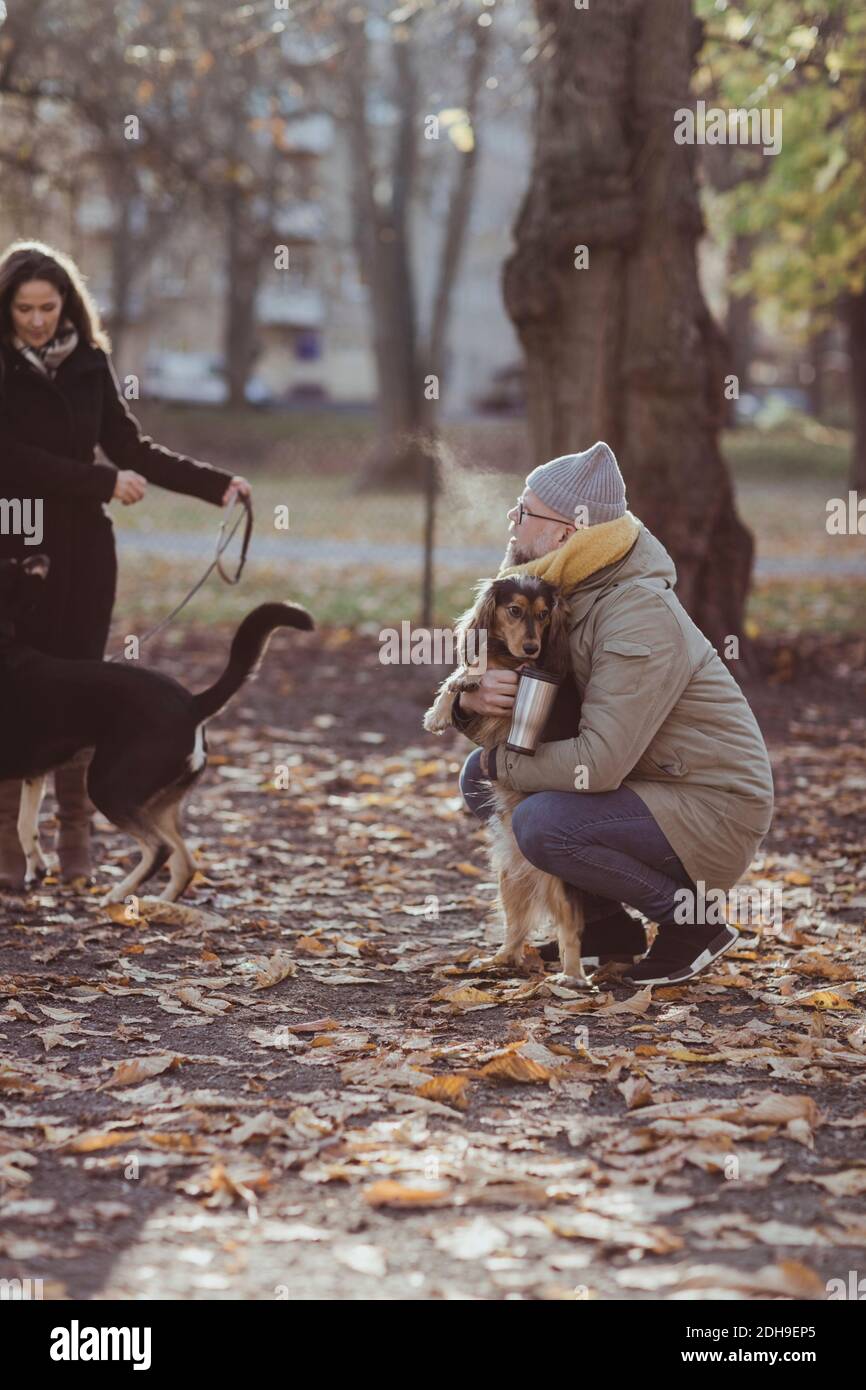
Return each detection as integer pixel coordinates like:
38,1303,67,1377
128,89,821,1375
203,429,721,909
12,317,79,379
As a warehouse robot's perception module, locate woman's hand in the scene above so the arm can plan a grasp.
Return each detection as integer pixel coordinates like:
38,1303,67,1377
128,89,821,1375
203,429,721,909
113,470,147,505
222,475,251,507
459,669,520,717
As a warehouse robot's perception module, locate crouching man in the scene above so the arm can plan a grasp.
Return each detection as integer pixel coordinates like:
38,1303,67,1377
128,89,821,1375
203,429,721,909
453,442,774,985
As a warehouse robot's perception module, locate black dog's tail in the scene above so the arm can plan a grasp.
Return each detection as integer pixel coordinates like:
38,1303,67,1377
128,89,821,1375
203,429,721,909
191,602,314,723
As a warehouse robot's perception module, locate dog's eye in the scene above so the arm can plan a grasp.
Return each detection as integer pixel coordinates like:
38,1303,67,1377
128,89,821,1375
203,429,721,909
507,606,523,618
537,609,549,620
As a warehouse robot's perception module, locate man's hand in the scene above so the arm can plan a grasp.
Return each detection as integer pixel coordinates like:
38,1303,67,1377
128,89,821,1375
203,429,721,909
459,668,520,717
113,470,147,504
222,475,251,507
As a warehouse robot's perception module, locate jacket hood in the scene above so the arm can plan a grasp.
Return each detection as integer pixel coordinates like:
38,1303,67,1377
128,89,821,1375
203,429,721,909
565,524,678,623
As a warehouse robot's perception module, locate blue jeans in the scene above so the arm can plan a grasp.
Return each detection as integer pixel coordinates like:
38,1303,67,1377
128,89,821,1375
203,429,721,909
459,747,696,929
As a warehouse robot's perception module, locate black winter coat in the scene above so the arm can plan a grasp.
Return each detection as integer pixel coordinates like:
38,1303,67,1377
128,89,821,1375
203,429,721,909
0,337,232,659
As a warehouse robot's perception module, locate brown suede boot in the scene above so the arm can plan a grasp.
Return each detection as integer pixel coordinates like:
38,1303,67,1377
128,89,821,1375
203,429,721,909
0,777,26,891
54,749,96,884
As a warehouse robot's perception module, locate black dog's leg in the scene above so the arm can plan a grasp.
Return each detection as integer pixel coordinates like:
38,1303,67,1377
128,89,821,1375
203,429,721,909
87,741,202,905
86,754,170,904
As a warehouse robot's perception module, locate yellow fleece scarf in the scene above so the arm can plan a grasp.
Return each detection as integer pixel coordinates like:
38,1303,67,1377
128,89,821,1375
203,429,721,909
497,510,642,592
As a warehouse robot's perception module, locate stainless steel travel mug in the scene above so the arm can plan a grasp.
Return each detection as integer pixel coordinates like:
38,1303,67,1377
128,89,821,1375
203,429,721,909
505,667,562,755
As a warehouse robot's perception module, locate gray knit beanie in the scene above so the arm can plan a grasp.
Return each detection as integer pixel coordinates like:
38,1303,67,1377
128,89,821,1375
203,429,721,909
525,442,626,526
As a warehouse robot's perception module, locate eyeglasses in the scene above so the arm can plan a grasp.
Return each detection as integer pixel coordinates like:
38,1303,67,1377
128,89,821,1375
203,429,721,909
516,498,575,528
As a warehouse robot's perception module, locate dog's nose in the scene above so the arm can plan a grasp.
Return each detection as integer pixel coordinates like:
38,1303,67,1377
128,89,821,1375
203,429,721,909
523,642,540,656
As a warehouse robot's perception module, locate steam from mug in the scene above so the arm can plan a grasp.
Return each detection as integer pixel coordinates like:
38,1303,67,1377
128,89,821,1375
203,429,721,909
505,668,563,756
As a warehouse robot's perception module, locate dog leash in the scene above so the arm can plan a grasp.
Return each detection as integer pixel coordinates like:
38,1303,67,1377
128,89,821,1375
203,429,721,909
106,494,253,662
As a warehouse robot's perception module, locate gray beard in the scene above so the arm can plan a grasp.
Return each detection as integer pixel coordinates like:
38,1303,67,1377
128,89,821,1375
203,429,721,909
502,536,540,567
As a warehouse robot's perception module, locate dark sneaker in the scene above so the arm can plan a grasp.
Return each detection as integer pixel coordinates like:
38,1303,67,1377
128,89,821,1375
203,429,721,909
538,911,649,968
622,924,739,985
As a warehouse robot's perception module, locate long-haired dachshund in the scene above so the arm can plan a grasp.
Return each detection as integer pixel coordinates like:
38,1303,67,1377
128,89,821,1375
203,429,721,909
424,574,590,988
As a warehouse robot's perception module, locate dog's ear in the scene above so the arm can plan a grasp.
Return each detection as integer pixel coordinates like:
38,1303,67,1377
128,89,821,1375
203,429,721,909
543,592,572,678
456,578,497,667
21,555,50,580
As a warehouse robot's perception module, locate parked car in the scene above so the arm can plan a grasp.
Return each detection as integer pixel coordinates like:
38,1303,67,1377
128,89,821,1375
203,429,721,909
142,351,273,407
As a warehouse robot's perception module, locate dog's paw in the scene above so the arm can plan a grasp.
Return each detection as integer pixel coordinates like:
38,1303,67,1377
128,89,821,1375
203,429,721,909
547,970,594,992
100,886,126,907
469,951,525,972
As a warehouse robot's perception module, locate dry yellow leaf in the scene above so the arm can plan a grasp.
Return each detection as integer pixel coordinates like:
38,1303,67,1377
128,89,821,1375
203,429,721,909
788,1169,866,1196
104,901,142,927
295,936,328,954
798,989,855,1010
673,1259,824,1299
662,1048,728,1063
544,1210,683,1253
597,986,654,1016
59,1129,134,1153
105,1054,180,1089
619,1075,654,1110
431,985,497,1008
477,1052,552,1084
363,1180,452,1208
145,1132,201,1152
253,952,298,988
415,1075,470,1110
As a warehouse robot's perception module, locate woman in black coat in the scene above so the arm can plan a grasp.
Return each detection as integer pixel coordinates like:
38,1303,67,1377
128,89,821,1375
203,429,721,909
0,240,250,889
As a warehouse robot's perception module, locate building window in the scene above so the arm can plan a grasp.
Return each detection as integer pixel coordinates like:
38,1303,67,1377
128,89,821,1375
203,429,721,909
295,330,321,361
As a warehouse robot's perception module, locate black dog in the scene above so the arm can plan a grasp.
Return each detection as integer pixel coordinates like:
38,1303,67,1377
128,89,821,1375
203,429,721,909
0,555,313,901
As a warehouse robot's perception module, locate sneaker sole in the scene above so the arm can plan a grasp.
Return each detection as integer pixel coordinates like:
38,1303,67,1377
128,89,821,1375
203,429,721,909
622,926,739,986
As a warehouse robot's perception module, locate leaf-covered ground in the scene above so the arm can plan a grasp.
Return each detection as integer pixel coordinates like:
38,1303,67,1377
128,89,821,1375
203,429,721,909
1,627,864,1301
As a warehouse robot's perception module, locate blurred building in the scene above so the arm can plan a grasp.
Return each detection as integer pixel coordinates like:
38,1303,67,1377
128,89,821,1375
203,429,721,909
0,101,527,415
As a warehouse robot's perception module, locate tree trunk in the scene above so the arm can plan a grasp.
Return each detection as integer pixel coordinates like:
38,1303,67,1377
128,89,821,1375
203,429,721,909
361,235,427,487
223,181,262,409
806,319,830,420
341,13,426,489
343,8,486,490
504,0,753,651
425,14,491,393
107,157,136,363
503,0,638,461
845,289,866,491
725,233,755,423
621,0,753,651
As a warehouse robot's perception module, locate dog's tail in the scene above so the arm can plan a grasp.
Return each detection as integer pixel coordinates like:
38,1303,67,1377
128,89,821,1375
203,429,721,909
191,602,314,723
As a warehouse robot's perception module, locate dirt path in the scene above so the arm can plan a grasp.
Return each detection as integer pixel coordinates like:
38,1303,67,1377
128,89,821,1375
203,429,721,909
1,629,864,1301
